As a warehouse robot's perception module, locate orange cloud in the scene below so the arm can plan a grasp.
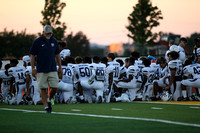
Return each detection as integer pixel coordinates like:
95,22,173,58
109,42,123,55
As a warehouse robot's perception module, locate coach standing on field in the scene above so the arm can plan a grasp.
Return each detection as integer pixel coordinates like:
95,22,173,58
29,25,63,113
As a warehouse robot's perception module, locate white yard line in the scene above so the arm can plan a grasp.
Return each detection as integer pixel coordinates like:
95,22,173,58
190,106,200,109
0,108,200,128
111,108,123,110
72,109,81,111
140,101,200,106
151,107,163,110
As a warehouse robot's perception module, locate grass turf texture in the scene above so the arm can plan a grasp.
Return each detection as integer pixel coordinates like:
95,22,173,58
0,102,200,133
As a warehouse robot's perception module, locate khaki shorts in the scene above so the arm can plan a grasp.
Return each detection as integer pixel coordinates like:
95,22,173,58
37,72,59,89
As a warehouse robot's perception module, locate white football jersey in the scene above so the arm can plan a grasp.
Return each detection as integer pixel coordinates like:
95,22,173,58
70,64,78,84
161,66,168,78
0,70,12,88
165,50,170,63
142,67,155,85
193,48,200,61
72,63,91,81
108,61,121,81
104,64,115,86
25,66,37,83
179,51,186,63
168,60,183,77
61,65,73,84
192,63,200,79
67,63,74,68
183,65,194,78
90,63,106,81
119,65,127,79
60,49,71,60
150,63,161,79
178,46,185,54
196,48,200,57
184,63,200,79
134,60,144,82
135,60,144,71
8,66,26,83
120,65,127,75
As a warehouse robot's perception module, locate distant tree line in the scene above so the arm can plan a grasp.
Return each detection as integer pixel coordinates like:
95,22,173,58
0,29,36,59
0,0,91,59
0,29,91,59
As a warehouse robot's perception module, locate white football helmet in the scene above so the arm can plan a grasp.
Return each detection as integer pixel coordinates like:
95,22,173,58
160,91,172,102
60,49,71,60
169,45,180,52
5,93,16,105
22,55,30,64
23,94,33,105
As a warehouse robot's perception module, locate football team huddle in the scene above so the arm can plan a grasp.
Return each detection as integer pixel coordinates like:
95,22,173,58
0,37,200,105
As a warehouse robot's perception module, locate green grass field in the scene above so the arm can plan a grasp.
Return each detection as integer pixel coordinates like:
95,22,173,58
0,102,200,133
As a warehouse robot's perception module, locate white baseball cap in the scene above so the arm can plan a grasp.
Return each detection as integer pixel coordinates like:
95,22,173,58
43,25,53,34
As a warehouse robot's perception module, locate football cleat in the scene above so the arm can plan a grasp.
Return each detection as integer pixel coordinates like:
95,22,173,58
66,97,72,104
136,92,143,99
45,102,52,113
54,92,61,104
96,96,102,103
195,96,200,101
189,95,196,101
45,107,51,114
70,96,77,104
144,96,151,101
51,98,55,106
76,95,85,103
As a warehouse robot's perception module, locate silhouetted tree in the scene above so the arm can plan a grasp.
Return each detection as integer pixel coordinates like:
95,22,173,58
0,29,36,58
65,31,90,57
123,49,131,57
126,0,163,54
186,33,200,55
40,0,66,40
90,48,105,57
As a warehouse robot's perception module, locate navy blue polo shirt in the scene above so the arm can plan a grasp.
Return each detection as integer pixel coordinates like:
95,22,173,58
29,35,60,73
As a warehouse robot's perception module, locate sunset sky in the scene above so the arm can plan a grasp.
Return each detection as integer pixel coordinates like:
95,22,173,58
0,0,200,45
